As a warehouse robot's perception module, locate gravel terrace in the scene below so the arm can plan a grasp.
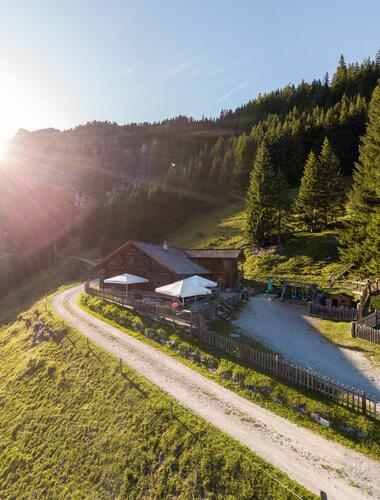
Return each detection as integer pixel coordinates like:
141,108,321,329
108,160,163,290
233,295,380,399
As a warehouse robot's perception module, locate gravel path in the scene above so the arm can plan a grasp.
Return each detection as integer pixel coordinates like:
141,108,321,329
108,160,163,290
52,285,380,500
233,295,380,399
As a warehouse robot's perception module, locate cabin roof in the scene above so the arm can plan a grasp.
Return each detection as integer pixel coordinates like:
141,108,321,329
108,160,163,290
95,240,211,276
329,292,354,300
185,248,243,259
131,241,210,276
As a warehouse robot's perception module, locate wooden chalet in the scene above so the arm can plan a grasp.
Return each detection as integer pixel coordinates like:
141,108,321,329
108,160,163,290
95,240,243,292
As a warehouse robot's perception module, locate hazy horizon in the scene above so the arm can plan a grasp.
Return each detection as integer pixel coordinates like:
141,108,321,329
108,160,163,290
1,0,380,143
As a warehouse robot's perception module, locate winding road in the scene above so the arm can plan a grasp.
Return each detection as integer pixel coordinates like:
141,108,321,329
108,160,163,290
52,285,380,500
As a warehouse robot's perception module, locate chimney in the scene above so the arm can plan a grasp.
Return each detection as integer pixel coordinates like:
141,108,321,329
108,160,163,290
163,240,168,251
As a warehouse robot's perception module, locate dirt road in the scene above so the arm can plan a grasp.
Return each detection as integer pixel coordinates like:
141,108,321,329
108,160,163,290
52,285,380,500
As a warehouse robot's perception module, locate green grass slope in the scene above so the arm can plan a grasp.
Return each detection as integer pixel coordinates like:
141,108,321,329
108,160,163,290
244,230,342,284
0,234,101,327
169,201,245,249
0,295,312,499
0,258,86,326
169,201,342,284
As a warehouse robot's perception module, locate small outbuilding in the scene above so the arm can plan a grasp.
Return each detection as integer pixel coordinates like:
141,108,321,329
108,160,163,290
325,292,355,309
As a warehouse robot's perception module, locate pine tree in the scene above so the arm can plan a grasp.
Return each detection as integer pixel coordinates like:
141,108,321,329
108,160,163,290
218,140,235,199
273,168,290,243
244,143,277,246
332,54,348,98
318,137,344,224
295,150,328,231
233,134,257,194
375,48,380,69
340,82,380,275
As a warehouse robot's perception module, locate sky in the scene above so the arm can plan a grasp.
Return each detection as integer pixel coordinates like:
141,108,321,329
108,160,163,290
0,0,380,143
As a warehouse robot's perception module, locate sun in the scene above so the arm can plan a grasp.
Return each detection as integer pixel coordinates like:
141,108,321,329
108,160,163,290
0,72,57,156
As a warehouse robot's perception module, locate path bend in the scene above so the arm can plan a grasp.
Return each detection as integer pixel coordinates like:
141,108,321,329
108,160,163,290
52,285,380,500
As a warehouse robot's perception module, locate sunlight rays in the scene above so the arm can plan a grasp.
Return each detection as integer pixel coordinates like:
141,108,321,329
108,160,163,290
0,72,57,150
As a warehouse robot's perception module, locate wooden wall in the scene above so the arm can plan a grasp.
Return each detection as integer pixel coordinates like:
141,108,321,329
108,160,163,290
99,242,177,291
190,257,239,289
98,243,241,291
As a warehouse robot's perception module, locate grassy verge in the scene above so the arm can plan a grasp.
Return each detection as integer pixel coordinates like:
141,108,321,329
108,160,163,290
310,317,380,367
80,293,380,461
0,295,313,499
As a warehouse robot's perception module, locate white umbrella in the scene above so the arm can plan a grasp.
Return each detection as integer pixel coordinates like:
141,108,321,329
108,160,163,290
155,277,211,305
190,275,218,288
104,273,148,296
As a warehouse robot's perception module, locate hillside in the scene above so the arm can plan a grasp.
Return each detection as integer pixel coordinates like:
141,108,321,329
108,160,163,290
0,295,311,499
169,199,344,284
0,237,100,326
0,53,378,297
169,201,245,249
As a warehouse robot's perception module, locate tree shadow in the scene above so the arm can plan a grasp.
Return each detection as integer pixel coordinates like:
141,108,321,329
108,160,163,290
281,232,339,262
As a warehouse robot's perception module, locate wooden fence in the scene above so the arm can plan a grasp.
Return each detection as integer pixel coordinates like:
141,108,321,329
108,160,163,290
85,283,195,326
308,301,358,322
351,311,380,345
85,283,378,418
190,321,377,418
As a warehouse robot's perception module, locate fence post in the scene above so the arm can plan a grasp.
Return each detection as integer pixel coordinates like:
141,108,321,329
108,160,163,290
362,392,367,415
351,322,356,338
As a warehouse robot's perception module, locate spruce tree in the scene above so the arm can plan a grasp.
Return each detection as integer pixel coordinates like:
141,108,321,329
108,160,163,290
319,137,344,224
340,82,380,275
332,54,348,98
233,134,257,194
244,142,277,246
375,48,380,69
295,150,327,231
273,168,290,243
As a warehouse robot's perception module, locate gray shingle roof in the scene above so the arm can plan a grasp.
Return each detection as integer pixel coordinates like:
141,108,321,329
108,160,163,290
185,248,242,259
132,241,210,275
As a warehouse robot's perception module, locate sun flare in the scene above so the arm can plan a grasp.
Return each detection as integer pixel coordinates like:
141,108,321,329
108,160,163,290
0,72,56,152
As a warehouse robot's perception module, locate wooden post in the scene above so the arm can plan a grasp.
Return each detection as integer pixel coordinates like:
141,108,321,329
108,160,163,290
119,357,122,373
170,400,173,417
362,392,367,415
